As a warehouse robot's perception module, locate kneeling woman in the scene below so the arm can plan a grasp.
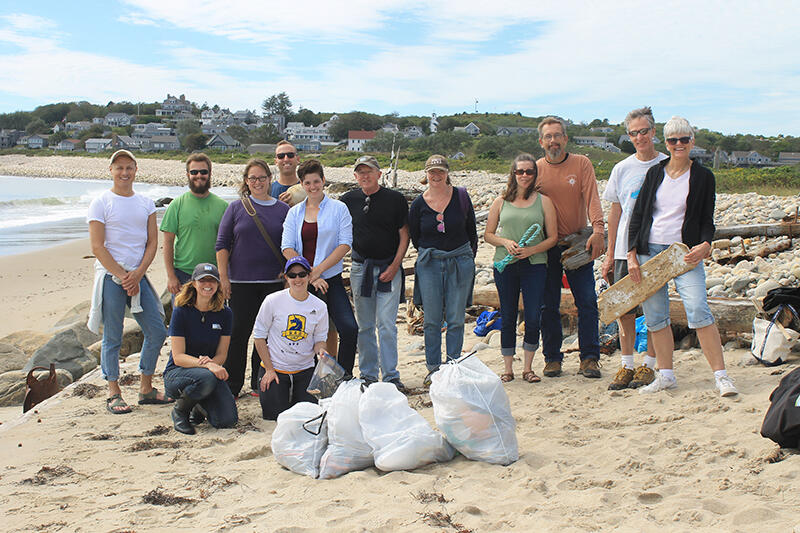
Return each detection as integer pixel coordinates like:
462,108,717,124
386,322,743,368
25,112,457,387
164,263,238,435
253,256,329,420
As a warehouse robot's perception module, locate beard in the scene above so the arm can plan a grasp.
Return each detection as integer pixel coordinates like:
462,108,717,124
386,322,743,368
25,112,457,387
189,178,210,194
545,145,564,161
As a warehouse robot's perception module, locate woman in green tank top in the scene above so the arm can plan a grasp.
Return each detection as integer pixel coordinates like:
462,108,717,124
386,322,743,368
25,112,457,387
484,153,557,383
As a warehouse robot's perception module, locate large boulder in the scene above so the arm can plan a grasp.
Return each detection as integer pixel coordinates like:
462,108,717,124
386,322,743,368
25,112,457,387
23,328,97,381
50,301,102,348
86,319,145,364
0,342,28,374
0,330,51,359
0,368,73,407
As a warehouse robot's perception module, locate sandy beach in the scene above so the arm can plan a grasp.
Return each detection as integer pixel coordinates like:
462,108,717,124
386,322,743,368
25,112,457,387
1,156,799,532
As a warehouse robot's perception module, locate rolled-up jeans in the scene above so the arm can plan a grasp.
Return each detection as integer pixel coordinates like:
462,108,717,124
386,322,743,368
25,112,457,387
163,366,238,428
415,243,475,371
493,260,547,356
638,242,715,332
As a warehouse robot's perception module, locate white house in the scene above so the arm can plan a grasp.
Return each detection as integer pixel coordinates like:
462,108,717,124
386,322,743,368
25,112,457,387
285,122,334,143
730,150,771,166
590,126,614,133
104,113,134,127
347,130,376,152
156,94,192,116
65,121,92,132
85,138,112,153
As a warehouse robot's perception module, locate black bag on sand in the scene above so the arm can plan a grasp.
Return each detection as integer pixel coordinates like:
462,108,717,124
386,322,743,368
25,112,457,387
762,286,800,314
761,366,800,448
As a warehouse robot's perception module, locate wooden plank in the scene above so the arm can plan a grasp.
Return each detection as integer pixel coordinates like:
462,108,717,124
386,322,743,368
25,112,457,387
713,222,800,240
598,243,694,324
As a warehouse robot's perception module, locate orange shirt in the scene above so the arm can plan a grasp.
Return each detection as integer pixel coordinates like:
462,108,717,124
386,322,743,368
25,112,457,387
536,154,604,239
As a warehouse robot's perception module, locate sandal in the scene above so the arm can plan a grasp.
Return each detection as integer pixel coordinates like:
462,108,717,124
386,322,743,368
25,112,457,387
501,373,514,383
106,394,132,414
522,371,541,383
138,388,174,405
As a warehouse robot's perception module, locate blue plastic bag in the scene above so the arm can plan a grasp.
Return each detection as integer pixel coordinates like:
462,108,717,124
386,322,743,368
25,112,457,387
634,315,648,353
473,310,502,337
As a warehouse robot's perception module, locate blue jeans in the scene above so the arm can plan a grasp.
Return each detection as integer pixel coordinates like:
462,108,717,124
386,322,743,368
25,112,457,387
493,261,547,356
540,245,600,362
311,274,358,375
415,246,475,371
351,261,401,382
100,274,167,381
163,366,238,428
638,243,715,331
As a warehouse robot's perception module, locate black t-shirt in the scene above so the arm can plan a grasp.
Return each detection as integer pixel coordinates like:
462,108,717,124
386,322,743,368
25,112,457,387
341,186,409,260
165,305,233,372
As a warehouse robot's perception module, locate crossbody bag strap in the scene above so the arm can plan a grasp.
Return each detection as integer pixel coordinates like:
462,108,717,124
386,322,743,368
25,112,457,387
241,195,286,267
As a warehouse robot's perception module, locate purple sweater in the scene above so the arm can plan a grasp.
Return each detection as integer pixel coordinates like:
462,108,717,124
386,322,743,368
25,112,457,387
216,198,289,282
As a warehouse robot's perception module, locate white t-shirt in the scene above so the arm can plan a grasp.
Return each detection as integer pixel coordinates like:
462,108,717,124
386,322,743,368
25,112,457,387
86,190,156,269
649,169,691,245
252,288,329,373
604,152,667,259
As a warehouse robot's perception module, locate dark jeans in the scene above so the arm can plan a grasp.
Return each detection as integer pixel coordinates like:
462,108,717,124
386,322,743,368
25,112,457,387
540,245,600,362
226,281,283,396
163,366,238,428
493,261,547,356
310,274,357,375
258,366,317,420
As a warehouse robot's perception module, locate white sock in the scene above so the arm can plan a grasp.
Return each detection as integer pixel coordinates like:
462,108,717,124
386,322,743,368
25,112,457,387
659,368,676,382
714,369,728,381
621,355,635,370
643,356,657,369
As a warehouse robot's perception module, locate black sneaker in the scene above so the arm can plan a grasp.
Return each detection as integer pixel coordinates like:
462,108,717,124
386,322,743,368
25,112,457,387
388,378,406,393
361,376,378,387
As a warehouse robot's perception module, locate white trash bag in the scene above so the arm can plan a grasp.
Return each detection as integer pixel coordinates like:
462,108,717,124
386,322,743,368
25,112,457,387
752,316,799,365
270,402,328,478
359,382,454,471
429,353,518,465
318,380,374,479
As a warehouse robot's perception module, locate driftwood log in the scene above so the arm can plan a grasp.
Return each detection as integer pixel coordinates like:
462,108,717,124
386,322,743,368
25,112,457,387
713,238,792,265
712,221,800,240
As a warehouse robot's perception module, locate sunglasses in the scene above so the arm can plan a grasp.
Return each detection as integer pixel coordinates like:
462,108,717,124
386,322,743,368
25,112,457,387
666,136,692,145
436,212,445,233
189,169,209,176
247,175,269,182
285,271,309,279
627,127,651,137
514,168,535,176
362,195,371,214
276,152,296,159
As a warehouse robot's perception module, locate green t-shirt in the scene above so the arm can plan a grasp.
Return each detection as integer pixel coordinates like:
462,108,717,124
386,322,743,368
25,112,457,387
159,191,229,274
492,194,546,266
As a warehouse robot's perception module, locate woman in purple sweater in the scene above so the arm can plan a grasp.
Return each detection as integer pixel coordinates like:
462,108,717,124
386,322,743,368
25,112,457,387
216,158,289,397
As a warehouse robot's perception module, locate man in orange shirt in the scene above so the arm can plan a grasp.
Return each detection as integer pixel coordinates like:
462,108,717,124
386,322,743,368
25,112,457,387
536,117,605,379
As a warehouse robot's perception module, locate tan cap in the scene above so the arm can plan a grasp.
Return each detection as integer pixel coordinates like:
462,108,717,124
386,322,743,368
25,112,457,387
353,155,380,171
109,149,137,165
424,154,448,172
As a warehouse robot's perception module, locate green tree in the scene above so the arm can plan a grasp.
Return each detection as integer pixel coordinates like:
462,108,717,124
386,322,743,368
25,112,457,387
226,125,250,146
78,124,107,141
50,131,68,144
184,133,209,152
292,107,321,126
365,130,409,152
25,118,49,134
0,111,33,129
262,92,292,117
329,111,384,141
176,119,201,147
249,124,281,145
32,103,71,124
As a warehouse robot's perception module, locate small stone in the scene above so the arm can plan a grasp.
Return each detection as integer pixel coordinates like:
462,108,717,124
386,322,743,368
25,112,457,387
706,277,724,289
770,208,787,220
730,275,752,292
712,239,732,250
754,279,781,298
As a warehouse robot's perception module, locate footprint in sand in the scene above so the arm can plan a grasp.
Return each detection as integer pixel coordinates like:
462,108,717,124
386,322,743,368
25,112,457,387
637,492,663,503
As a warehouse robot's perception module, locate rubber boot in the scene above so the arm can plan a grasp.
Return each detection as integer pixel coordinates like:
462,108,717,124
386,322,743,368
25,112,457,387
189,404,206,425
171,394,197,435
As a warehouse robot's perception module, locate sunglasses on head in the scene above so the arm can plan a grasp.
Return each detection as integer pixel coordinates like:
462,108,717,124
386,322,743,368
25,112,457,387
276,152,296,159
514,168,535,176
666,137,692,145
189,169,209,176
627,127,651,137
285,270,309,279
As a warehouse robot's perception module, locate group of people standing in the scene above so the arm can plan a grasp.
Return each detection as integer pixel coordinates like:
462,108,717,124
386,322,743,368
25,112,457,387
86,106,737,436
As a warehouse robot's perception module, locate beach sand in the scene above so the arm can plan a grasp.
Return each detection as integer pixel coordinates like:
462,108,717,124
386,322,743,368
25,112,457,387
1,157,799,531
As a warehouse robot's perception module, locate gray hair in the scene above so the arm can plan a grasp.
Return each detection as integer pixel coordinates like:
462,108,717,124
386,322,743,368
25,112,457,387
663,116,694,139
624,106,655,130
537,116,567,138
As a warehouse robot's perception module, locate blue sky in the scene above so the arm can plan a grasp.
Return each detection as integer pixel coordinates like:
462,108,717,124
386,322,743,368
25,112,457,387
1,1,798,135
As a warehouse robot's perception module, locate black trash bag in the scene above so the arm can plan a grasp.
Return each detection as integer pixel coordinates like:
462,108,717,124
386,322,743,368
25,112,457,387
761,366,800,449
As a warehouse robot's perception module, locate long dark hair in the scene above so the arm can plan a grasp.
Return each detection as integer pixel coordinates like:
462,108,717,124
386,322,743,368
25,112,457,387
503,153,538,201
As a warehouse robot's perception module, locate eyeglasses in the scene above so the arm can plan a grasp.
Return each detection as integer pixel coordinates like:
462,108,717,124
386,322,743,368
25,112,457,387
276,152,296,159
286,271,309,279
627,127,651,137
436,212,445,233
189,169,209,176
362,195,371,214
514,168,536,176
247,175,269,182
665,137,692,145
542,132,564,141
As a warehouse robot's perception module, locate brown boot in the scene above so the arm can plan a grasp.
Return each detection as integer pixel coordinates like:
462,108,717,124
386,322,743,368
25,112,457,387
578,358,602,378
628,365,655,389
543,361,562,377
608,367,634,390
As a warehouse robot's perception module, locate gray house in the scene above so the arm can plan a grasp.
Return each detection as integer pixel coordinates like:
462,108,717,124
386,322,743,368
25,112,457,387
27,134,49,149
453,122,480,136
85,138,112,153
145,135,181,151
206,133,242,152
56,139,82,151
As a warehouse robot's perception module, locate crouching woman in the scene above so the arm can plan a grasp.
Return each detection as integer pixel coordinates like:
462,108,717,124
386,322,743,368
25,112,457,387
164,263,238,434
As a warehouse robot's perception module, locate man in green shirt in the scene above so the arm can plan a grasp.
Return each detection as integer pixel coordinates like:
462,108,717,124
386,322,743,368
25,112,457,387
160,153,229,294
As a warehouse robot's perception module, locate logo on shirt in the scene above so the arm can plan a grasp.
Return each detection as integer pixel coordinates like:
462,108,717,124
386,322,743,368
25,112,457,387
568,176,576,186
282,314,308,342
212,323,221,330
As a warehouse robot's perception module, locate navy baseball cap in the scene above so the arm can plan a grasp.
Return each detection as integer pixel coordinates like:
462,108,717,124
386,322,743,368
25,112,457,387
284,256,312,273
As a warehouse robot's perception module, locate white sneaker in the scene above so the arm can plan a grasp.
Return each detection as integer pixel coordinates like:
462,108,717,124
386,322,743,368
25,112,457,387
638,371,677,394
716,376,738,397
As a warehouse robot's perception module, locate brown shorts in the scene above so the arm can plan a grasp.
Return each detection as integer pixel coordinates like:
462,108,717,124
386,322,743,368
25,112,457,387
612,259,642,317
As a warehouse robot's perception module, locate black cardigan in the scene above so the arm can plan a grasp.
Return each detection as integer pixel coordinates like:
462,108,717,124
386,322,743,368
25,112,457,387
628,158,716,256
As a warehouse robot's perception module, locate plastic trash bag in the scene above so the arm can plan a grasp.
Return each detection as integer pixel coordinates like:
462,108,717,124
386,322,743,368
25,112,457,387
359,382,455,471
429,353,518,465
473,310,502,337
318,380,374,479
271,402,328,478
634,315,648,353
306,352,346,400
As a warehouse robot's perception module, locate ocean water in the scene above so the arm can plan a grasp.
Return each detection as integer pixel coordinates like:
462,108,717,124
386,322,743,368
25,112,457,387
0,176,240,256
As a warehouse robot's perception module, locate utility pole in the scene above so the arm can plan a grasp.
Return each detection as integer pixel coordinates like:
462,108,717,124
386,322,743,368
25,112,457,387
474,99,478,113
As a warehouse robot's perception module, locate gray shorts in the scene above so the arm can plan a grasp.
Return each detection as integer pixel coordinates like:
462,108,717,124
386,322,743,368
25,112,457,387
612,259,641,317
